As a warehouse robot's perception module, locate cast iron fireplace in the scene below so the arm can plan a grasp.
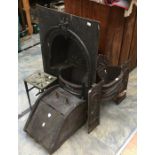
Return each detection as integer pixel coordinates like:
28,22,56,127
24,5,129,154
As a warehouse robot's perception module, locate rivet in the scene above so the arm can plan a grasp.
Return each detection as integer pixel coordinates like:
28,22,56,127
48,76,52,79
115,78,119,81
98,25,100,30
48,113,51,118
87,22,91,27
42,122,46,127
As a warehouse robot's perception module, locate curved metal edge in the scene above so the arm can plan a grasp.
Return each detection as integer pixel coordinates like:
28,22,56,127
24,84,59,131
49,102,86,154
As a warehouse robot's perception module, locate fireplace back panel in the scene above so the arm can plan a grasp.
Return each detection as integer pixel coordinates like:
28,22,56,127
37,5,100,85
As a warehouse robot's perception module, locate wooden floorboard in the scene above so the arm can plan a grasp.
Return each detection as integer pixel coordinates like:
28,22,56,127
122,133,137,155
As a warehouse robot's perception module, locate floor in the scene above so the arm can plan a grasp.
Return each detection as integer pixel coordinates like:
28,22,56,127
18,34,137,155
122,133,137,155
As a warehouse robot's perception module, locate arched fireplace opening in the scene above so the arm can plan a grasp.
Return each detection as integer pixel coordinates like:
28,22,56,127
49,32,89,86
50,35,69,67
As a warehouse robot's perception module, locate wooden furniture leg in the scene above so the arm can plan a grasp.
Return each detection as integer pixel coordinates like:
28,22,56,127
22,0,33,35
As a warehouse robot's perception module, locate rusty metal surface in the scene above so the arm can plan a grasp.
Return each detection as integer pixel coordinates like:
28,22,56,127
37,5,100,87
42,87,85,115
97,54,124,100
24,86,87,154
87,54,128,133
24,71,57,89
113,61,130,104
24,5,130,154
88,83,101,133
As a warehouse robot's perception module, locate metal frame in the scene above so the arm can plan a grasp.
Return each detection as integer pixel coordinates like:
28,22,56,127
24,80,45,110
24,71,57,110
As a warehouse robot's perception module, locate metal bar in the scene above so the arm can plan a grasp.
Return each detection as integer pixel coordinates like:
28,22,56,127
18,107,31,119
18,42,40,53
28,86,35,91
35,92,41,96
24,81,32,110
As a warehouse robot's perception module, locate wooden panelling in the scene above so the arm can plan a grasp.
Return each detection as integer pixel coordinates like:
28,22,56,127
81,0,93,18
128,17,137,70
119,6,137,66
104,7,125,65
64,0,137,70
91,4,110,54
65,0,82,16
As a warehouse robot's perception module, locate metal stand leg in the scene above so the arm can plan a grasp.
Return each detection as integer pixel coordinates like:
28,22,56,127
24,81,32,110
113,63,130,104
